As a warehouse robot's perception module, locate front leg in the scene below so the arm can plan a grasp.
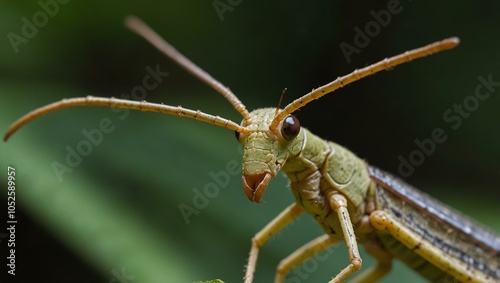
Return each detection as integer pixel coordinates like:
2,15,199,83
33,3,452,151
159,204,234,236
244,202,304,283
327,192,363,282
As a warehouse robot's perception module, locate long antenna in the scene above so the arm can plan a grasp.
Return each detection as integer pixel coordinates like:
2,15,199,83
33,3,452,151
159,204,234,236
270,37,460,131
125,16,251,124
4,97,248,141
5,16,255,141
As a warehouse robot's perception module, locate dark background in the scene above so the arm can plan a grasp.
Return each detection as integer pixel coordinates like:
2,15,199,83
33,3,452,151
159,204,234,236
1,1,499,282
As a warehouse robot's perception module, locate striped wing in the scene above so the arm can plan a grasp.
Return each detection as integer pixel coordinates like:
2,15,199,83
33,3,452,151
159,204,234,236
368,166,500,281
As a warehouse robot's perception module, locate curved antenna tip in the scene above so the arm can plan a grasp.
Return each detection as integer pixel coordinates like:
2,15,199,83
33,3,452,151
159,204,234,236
124,15,140,28
444,37,460,48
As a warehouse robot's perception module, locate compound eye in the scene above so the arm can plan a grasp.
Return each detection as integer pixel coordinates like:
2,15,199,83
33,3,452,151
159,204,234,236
281,115,300,141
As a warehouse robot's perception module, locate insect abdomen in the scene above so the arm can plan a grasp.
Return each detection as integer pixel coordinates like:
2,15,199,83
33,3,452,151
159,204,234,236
376,232,454,282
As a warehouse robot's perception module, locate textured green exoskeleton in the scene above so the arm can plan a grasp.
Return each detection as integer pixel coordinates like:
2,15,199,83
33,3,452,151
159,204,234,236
238,108,370,230
238,108,499,282
5,16,499,283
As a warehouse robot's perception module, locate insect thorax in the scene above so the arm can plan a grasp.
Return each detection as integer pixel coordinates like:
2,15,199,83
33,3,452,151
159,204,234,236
282,129,371,235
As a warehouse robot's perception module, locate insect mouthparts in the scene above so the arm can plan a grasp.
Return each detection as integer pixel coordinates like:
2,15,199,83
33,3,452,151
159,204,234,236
242,173,273,203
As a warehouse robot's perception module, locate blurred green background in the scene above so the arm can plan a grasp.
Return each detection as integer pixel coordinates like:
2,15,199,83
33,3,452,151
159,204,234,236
1,1,499,282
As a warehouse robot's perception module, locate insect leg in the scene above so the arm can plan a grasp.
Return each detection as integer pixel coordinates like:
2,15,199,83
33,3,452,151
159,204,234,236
274,234,340,283
348,237,393,283
244,202,304,283
327,192,363,282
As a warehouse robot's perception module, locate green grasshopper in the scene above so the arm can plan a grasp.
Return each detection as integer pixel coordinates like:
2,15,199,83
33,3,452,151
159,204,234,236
5,16,500,282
